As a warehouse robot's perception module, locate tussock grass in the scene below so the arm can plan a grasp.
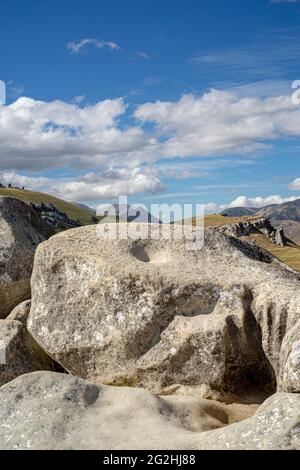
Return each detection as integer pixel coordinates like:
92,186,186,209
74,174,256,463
243,233,300,272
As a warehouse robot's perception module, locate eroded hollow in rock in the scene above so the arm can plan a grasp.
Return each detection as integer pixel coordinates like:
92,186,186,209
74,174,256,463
130,246,150,263
222,291,277,401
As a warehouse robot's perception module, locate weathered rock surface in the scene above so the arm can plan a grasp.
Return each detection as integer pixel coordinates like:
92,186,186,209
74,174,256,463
0,319,53,387
0,197,54,318
0,371,298,450
0,371,257,450
28,224,300,396
251,282,300,393
198,392,300,450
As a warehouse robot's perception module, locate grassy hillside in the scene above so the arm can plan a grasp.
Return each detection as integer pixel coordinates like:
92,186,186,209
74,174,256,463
0,188,97,226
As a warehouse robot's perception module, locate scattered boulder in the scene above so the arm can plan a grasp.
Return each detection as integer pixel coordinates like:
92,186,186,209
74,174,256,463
0,197,54,318
198,392,300,450
0,319,53,387
0,371,256,450
7,299,31,325
28,224,299,396
275,228,285,247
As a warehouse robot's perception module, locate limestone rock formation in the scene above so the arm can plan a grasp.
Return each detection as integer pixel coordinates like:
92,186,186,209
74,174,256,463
0,319,53,387
0,197,54,318
28,223,300,396
0,371,298,450
30,202,81,230
214,217,287,247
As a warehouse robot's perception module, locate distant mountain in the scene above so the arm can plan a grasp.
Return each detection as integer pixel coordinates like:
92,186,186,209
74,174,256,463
221,199,300,222
221,207,259,217
72,202,96,214
99,204,161,224
257,199,300,223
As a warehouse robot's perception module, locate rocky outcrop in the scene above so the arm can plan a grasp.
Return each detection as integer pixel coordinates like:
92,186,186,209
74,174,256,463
27,223,299,397
0,371,298,450
0,197,54,318
30,202,81,230
7,300,31,325
213,217,287,247
0,319,53,387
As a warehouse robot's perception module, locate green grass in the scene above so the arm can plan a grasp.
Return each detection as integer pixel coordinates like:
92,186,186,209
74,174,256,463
0,188,98,226
181,214,262,227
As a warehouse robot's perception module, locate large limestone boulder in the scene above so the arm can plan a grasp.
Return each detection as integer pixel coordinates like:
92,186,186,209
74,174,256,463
0,197,54,318
0,371,298,450
28,224,300,395
0,371,256,450
0,319,53,387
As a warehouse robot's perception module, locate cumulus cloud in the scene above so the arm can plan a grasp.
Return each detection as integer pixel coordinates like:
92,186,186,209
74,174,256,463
54,168,164,201
1,89,300,200
0,169,164,202
2,90,300,174
289,178,300,190
67,38,120,54
134,90,300,158
0,171,49,189
0,96,156,171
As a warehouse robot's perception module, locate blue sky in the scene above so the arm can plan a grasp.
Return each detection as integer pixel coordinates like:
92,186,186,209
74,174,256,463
0,0,300,212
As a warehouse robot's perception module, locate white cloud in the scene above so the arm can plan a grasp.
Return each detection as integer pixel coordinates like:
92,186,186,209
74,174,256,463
203,194,300,214
67,38,120,54
224,194,299,208
289,178,300,190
